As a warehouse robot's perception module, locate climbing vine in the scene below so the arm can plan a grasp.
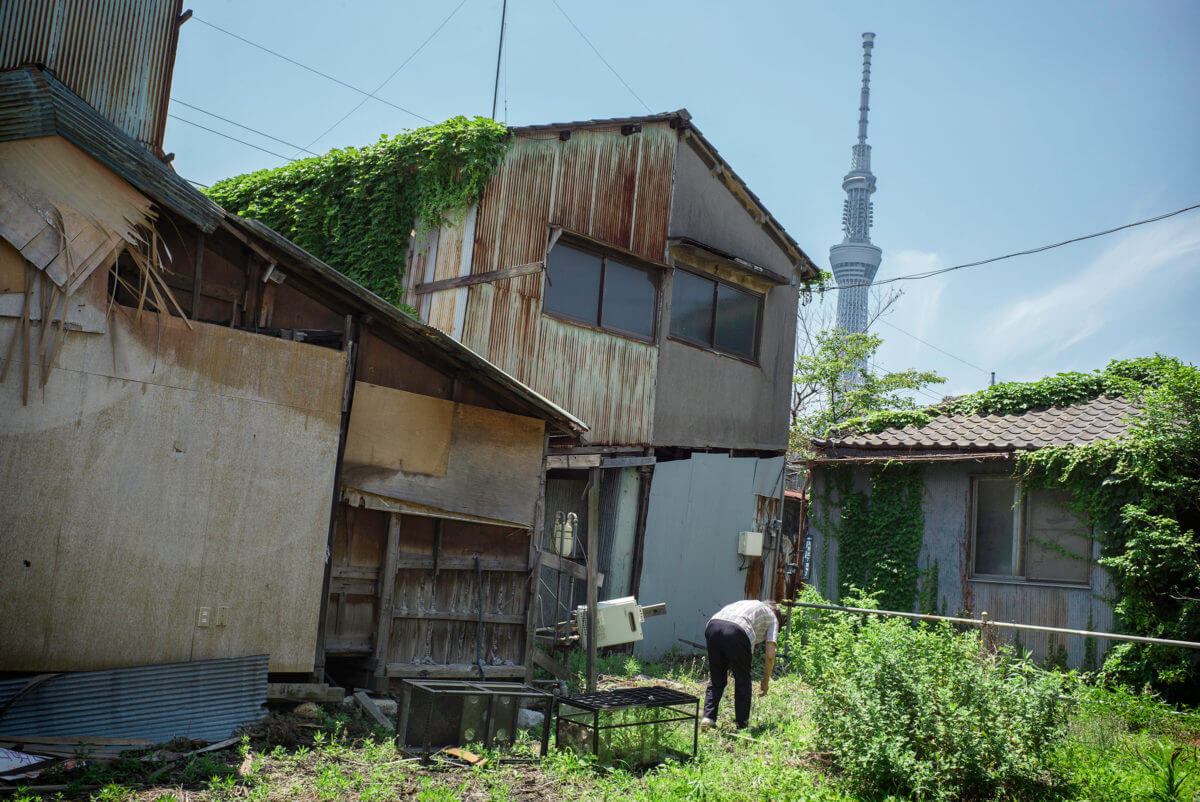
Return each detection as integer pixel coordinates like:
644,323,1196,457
205,116,510,305
820,462,926,612
835,356,1200,701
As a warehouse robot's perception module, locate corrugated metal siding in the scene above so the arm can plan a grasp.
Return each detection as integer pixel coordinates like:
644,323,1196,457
457,125,676,444
0,0,181,151
0,655,267,742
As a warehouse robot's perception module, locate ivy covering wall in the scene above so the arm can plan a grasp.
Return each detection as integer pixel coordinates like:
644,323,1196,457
205,117,510,305
826,356,1200,702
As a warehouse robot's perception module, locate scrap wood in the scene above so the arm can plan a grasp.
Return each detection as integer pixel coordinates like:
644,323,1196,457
0,735,154,747
353,691,395,732
443,747,487,768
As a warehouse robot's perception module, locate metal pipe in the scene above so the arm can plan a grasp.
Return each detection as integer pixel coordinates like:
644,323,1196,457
785,601,1200,651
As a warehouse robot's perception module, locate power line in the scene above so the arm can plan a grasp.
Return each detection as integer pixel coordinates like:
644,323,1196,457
191,16,430,124
298,0,471,153
171,98,321,156
548,0,652,113
824,202,1200,292
168,114,295,162
878,319,991,375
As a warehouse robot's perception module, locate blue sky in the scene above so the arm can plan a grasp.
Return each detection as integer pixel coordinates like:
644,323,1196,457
166,0,1200,400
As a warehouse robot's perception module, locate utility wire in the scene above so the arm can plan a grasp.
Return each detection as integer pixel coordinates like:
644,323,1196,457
171,98,321,156
548,0,652,113
168,114,295,162
191,16,429,124
825,203,1200,292
878,319,990,375
298,0,471,153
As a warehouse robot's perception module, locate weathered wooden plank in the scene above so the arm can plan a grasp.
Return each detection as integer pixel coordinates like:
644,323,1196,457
413,262,542,295
530,648,572,681
539,550,587,582
353,691,395,732
586,468,600,692
330,565,380,581
394,555,527,573
329,577,377,595
371,514,401,678
325,633,372,654
545,454,602,470
599,455,656,469
385,663,526,679
390,610,525,625
266,682,345,703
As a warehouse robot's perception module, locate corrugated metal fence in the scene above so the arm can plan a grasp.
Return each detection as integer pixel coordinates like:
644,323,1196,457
0,655,268,743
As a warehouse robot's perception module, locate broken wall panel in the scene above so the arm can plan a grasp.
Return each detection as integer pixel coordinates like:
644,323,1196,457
0,304,347,673
342,381,546,528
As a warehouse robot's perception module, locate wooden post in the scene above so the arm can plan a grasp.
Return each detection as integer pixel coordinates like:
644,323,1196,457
523,432,551,684
628,462,654,600
372,513,401,687
586,467,600,692
190,232,204,319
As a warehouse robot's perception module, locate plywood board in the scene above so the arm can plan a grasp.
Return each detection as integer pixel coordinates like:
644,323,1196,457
0,310,347,673
343,399,545,528
344,381,453,477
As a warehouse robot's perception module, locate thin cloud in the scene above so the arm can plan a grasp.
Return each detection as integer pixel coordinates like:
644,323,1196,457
980,215,1200,363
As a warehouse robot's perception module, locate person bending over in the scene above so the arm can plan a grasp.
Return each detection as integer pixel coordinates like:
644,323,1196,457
700,599,782,731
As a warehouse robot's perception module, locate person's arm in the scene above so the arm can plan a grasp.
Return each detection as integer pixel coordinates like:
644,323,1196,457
760,641,775,696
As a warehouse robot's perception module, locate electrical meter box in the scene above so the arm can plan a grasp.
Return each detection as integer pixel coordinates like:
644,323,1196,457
575,596,644,648
737,531,764,558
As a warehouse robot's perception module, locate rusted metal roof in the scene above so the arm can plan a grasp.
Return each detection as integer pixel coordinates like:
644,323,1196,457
0,0,182,152
813,396,1138,456
511,109,817,280
0,65,223,231
224,215,588,437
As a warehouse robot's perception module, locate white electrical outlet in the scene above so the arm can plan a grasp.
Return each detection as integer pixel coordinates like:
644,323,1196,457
197,607,211,627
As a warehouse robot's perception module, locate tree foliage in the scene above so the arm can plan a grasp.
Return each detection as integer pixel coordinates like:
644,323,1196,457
791,328,946,452
205,116,510,305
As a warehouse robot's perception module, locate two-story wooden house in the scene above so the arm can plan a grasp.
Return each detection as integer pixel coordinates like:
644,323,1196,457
400,112,818,655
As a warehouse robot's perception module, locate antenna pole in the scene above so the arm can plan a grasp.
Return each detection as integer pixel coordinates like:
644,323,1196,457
491,0,508,120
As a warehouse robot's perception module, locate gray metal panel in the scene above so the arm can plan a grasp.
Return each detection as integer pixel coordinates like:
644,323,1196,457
635,453,767,658
0,655,268,743
0,66,223,231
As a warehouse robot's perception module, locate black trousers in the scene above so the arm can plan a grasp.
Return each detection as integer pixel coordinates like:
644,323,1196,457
703,619,752,728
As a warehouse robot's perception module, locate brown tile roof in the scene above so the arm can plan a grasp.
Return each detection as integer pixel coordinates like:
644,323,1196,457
815,395,1138,454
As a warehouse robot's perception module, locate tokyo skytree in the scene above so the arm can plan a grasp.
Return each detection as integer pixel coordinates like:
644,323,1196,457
830,33,882,345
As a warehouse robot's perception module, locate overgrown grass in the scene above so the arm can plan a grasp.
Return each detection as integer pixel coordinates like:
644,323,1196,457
9,627,1197,800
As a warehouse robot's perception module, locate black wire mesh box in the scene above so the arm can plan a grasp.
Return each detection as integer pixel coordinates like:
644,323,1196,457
398,679,554,760
555,686,700,766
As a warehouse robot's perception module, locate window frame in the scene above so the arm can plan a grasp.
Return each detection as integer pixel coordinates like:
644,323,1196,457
667,266,765,364
968,475,1093,587
541,239,660,343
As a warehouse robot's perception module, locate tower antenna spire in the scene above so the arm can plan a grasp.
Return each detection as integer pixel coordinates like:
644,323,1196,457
829,33,883,376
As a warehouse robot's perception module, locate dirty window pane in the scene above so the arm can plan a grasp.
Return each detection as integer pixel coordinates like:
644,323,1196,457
670,271,714,344
974,479,1017,576
714,283,760,358
1025,489,1090,584
601,259,656,339
544,244,602,324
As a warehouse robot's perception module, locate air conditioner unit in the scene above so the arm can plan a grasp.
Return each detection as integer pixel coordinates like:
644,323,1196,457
737,531,764,558
575,596,644,648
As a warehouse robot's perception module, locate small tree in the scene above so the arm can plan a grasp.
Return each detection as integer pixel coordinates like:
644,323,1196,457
791,329,946,454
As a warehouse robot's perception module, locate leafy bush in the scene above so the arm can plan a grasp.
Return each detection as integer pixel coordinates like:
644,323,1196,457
793,593,1067,800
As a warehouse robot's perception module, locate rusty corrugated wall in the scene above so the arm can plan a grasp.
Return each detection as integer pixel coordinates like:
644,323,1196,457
0,0,182,151
458,123,676,444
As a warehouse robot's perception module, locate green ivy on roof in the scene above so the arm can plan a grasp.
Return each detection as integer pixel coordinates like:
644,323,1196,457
205,116,510,306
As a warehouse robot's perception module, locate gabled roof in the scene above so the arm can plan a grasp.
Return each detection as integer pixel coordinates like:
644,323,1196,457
0,65,586,436
0,66,223,231
813,396,1138,460
510,109,818,279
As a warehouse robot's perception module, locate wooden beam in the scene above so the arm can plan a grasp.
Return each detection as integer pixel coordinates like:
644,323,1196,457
372,514,401,679
599,455,656,469
390,610,525,625
586,467,599,693
525,434,549,684
629,465,654,600
353,691,394,732
539,550,587,582
413,262,542,295
161,268,240,304
545,453,602,470
190,232,204,318
530,648,572,681
394,555,527,573
386,663,526,679
266,683,346,703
